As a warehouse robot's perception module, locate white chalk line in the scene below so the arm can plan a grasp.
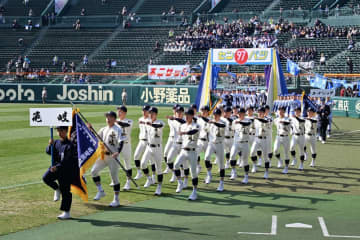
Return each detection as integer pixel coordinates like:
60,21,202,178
331,130,360,136
318,217,360,238
237,215,277,235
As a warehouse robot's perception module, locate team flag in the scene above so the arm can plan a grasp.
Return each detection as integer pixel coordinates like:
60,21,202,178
266,50,288,110
69,113,104,201
196,50,219,111
287,59,300,76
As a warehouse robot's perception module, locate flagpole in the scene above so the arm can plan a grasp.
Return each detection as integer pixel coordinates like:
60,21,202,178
50,127,54,166
70,102,139,189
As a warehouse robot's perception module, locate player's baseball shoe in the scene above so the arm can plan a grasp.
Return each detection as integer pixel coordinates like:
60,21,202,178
257,158,262,166
204,173,212,184
216,181,224,192
123,180,131,190
196,164,202,175
163,166,170,174
239,160,244,167
251,164,257,173
134,170,143,180
57,211,71,220
225,160,230,169
304,152,308,161
154,184,162,196
282,166,288,174
176,180,183,193
264,170,269,179
169,173,176,183
277,160,283,168
54,189,60,202
291,159,297,166
183,178,188,189
229,169,237,180
310,159,315,167
93,191,105,201
242,175,249,184
109,199,120,208
144,177,153,188
188,189,197,201
151,174,156,184
298,162,304,171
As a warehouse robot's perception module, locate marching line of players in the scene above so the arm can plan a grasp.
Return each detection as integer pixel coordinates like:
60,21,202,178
44,102,321,217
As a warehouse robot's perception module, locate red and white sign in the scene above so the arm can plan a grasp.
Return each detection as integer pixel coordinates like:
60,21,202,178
235,49,248,65
148,65,190,80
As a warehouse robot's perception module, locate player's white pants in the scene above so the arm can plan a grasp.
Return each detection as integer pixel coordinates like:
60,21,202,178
204,142,225,169
250,137,269,162
248,134,255,147
164,137,174,158
224,138,233,154
290,135,305,156
230,141,249,165
273,135,290,160
266,133,273,154
91,156,119,185
304,134,316,155
197,139,208,156
134,140,147,161
120,142,131,170
174,149,198,178
167,142,181,163
141,145,163,175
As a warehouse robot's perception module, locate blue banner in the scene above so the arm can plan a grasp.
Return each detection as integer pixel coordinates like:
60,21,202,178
287,59,300,76
310,74,327,89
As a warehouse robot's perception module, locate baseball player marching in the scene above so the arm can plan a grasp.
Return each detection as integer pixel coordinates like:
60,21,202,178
204,108,226,191
304,108,318,167
229,108,252,183
196,106,210,174
90,111,125,207
250,107,271,179
163,104,179,174
221,106,235,169
273,107,291,174
246,107,256,169
290,107,306,170
140,107,165,195
116,106,133,190
173,108,200,200
133,105,151,180
165,106,186,183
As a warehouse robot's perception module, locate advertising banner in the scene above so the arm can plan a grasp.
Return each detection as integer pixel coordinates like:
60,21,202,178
30,108,73,126
148,65,190,80
212,48,273,65
310,89,335,98
332,97,360,118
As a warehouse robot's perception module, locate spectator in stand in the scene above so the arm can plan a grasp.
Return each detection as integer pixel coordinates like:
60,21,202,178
335,4,340,17
25,19,33,31
63,75,70,83
346,87,353,97
325,5,329,16
105,59,111,71
153,41,160,52
28,8,33,17
320,53,326,66
169,28,174,38
0,13,4,24
53,55,59,65
73,19,80,30
0,4,5,13
62,61,67,73
70,62,76,72
24,0,29,7
42,87,47,104
12,19,19,29
340,86,345,96
50,12,56,25
168,6,175,15
80,8,86,16
122,6,127,16
347,58,353,74
82,55,88,65
39,68,46,82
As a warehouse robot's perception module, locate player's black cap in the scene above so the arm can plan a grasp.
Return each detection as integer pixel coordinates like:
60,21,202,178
235,105,240,109
176,106,184,112
185,108,195,116
117,105,127,112
295,106,302,111
173,104,180,110
142,105,151,111
105,111,117,119
307,107,315,112
239,108,246,113
149,107,158,114
279,106,286,111
190,104,197,109
224,106,232,112
246,106,254,111
264,105,270,110
200,106,210,111
56,126,68,131
213,108,222,115
258,107,266,112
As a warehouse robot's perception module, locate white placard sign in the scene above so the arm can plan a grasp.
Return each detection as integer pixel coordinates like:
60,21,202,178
310,89,335,98
30,108,73,127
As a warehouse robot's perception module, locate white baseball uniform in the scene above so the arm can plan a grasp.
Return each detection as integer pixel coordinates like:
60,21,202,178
134,116,150,161
221,116,235,156
265,115,273,155
273,117,291,160
167,118,186,164
290,116,306,157
164,117,176,159
204,120,226,169
140,120,165,174
304,117,317,157
174,121,200,178
230,119,251,166
91,124,126,185
250,118,269,163
196,116,210,155
116,118,133,170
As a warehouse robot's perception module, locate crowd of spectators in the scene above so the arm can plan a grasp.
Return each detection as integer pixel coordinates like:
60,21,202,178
278,47,317,61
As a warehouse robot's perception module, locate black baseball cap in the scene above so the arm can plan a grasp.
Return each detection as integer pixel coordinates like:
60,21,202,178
258,107,266,113
279,106,286,111
185,108,195,116
56,126,68,131
224,106,232,112
235,105,240,109
200,106,210,111
264,105,270,110
307,107,315,112
176,106,184,112
246,106,254,111
173,104,180,110
149,107,158,114
117,105,127,112
105,111,117,119
239,108,246,113
295,106,302,111
142,105,151,111
190,104,197,109
213,108,222,115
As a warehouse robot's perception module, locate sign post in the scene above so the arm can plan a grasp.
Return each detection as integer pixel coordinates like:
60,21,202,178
29,108,73,166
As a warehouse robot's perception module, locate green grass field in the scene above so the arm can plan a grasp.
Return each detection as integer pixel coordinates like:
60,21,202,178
0,103,360,239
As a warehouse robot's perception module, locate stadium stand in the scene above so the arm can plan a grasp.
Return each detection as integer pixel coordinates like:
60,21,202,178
1,0,50,16
274,0,319,10
216,0,274,13
136,0,205,15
